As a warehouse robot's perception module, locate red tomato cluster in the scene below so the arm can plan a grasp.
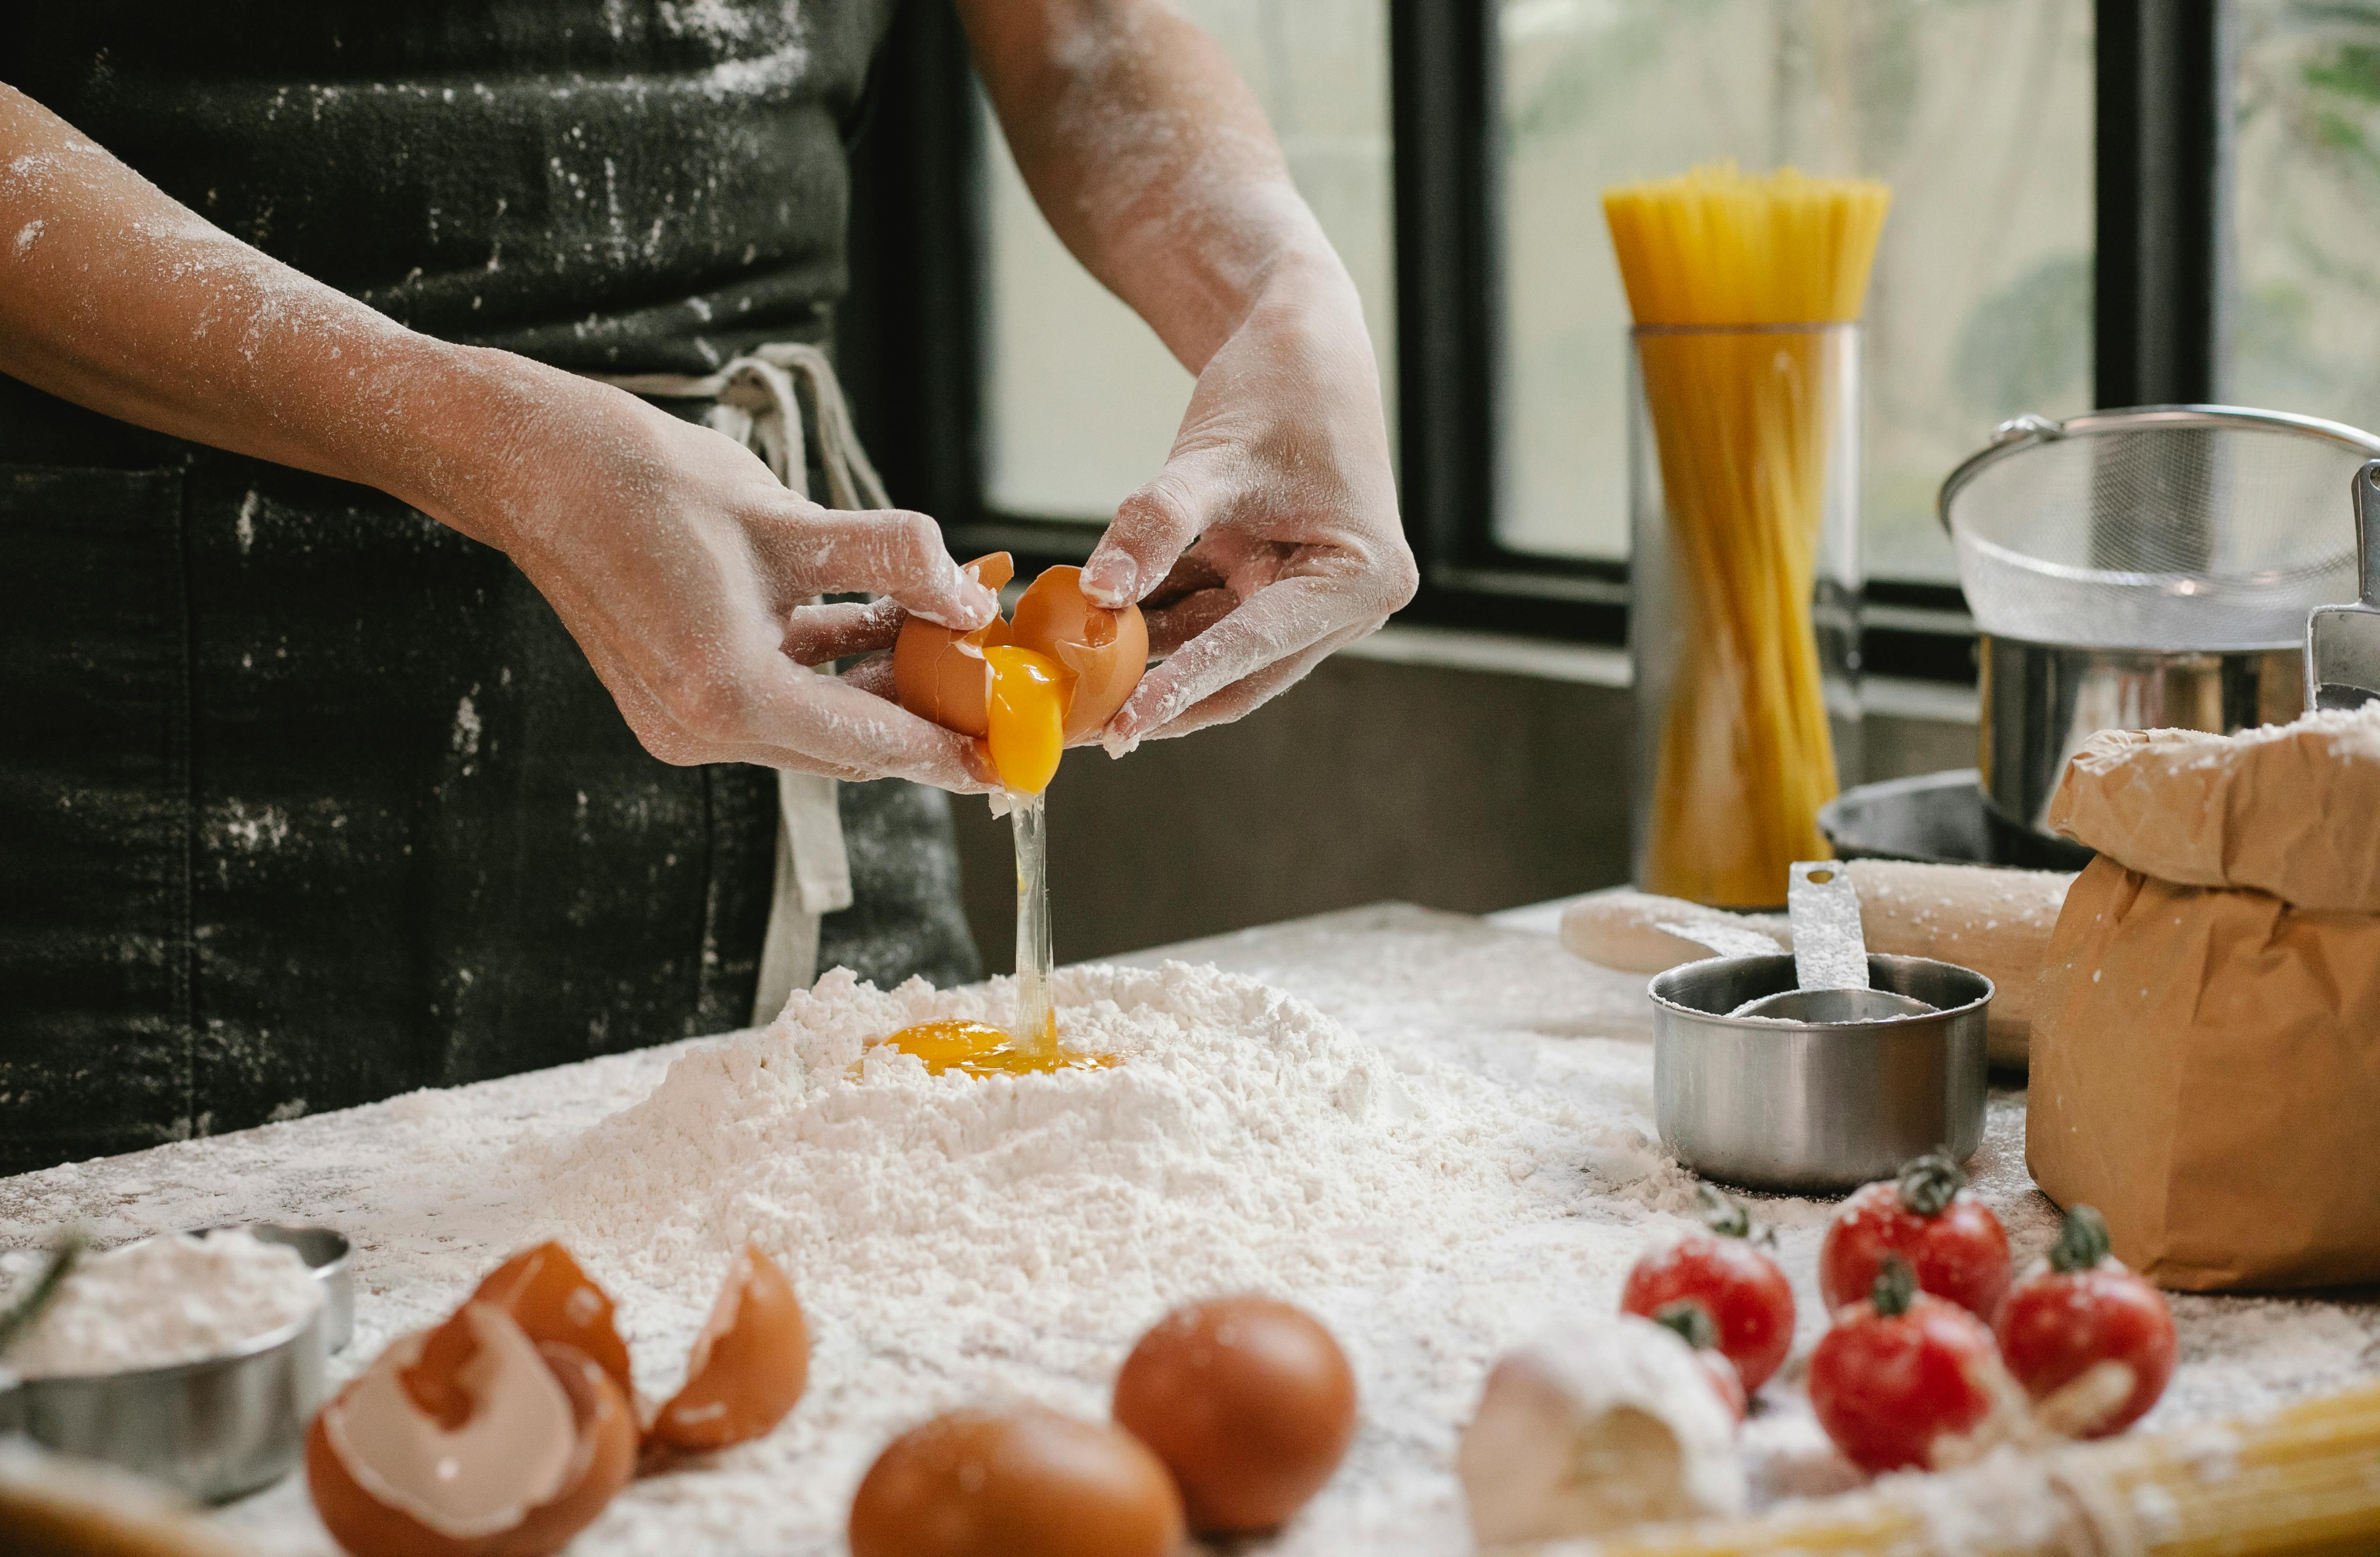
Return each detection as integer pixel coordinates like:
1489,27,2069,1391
1620,1156,2177,1477
1817,1152,2012,1321
1995,1205,2177,1439
1809,1254,2005,1471
1619,1187,1795,1398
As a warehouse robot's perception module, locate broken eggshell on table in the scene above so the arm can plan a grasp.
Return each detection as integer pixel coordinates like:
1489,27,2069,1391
892,553,1150,743
306,1241,809,1557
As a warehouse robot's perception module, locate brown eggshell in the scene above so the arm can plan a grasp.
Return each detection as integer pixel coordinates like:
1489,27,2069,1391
1112,1295,1357,1534
848,1405,1183,1557
306,1312,638,1557
893,554,1013,738
521,1344,638,1547
471,1242,633,1404
1009,566,1149,741
647,1242,811,1452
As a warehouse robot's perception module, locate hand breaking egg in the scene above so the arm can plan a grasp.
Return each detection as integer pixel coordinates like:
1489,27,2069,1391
893,555,1148,789
647,1242,811,1453
848,1405,1183,1557
1007,566,1150,742
894,553,1015,738
305,1303,637,1557
1111,1295,1358,1534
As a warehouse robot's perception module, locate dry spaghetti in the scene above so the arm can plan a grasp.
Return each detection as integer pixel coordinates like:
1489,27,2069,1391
1606,165,1890,907
1547,1377,2380,1557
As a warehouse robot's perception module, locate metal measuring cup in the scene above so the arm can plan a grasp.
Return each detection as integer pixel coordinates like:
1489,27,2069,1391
1647,864,1993,1193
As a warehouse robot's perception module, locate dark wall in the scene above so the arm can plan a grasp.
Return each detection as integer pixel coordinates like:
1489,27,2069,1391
951,653,1973,965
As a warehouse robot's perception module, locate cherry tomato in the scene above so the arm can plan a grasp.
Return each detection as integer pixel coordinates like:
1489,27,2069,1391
1994,1206,2175,1438
1646,1300,1747,1423
1809,1257,2006,1473
1818,1152,2011,1321
1620,1188,1796,1393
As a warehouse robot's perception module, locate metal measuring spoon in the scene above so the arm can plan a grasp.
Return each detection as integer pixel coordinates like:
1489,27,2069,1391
1728,862,1938,1022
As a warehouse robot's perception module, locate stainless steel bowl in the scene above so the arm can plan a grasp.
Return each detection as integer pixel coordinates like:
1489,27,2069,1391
1978,634,2303,835
1651,953,1991,1194
10,1304,327,1503
216,1223,353,1354
1817,766,2096,870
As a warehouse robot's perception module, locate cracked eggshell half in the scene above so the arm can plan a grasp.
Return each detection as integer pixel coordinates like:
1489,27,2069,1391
305,1304,637,1557
469,1241,632,1404
895,558,1147,744
647,1242,811,1452
893,553,1014,738
1008,566,1148,742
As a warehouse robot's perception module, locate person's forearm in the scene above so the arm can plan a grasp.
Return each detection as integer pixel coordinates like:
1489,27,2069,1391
0,85,537,540
959,0,1347,377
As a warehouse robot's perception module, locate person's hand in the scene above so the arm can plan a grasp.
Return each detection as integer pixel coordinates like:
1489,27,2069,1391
467,364,1002,792
1077,257,1417,751
0,84,986,793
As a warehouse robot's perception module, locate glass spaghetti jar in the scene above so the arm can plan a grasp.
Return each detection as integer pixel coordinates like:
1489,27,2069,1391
1626,322,1863,909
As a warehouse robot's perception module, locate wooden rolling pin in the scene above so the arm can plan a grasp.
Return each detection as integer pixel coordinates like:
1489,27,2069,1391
0,1445,250,1557
1559,861,2072,1069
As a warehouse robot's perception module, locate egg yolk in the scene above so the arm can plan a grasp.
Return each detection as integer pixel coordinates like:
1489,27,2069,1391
983,646,1070,795
863,1019,1114,1078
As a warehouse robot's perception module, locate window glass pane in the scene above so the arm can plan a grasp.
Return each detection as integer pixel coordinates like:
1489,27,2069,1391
1499,0,2094,580
980,2,1397,522
2232,5,2380,435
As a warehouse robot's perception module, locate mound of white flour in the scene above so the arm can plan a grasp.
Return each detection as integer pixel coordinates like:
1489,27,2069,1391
518,960,1676,1550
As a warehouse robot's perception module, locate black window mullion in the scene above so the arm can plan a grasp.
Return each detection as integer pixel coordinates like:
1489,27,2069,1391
2096,0,2230,407
842,0,985,530
1390,0,1501,580
1389,0,1631,641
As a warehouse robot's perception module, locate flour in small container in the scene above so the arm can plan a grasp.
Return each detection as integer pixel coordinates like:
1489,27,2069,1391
0,1229,321,1378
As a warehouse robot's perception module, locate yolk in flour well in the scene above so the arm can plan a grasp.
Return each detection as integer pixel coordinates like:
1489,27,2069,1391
982,646,1069,795
863,1019,1115,1078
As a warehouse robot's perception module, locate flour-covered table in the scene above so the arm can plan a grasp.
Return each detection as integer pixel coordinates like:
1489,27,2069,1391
2,903,2372,1556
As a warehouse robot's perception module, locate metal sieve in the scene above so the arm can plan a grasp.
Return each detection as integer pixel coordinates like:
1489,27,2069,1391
1940,405,2380,833
1941,405,2380,652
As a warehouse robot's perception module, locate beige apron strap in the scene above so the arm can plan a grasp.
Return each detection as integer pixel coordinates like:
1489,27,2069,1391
588,344,882,1026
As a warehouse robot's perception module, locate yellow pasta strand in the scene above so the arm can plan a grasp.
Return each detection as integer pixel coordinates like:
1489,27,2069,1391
1540,1378,2380,1557
1606,164,1890,907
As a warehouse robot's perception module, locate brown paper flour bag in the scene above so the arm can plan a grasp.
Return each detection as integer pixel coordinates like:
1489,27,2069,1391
2047,707,2380,911
2029,857,2380,1290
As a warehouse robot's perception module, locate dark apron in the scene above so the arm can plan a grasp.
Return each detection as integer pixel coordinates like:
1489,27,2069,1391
0,0,978,1176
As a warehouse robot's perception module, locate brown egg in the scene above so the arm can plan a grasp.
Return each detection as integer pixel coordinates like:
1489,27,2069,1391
848,1405,1183,1557
306,1305,637,1557
893,553,1013,737
1112,1295,1357,1534
894,558,1148,746
471,1241,633,1403
647,1242,810,1452
1008,566,1149,741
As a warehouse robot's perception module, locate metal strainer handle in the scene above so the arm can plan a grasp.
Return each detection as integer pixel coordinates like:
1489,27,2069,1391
1938,403,2380,533
2359,462,2380,611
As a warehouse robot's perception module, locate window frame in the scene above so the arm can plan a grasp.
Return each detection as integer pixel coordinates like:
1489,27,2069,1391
843,0,2231,687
